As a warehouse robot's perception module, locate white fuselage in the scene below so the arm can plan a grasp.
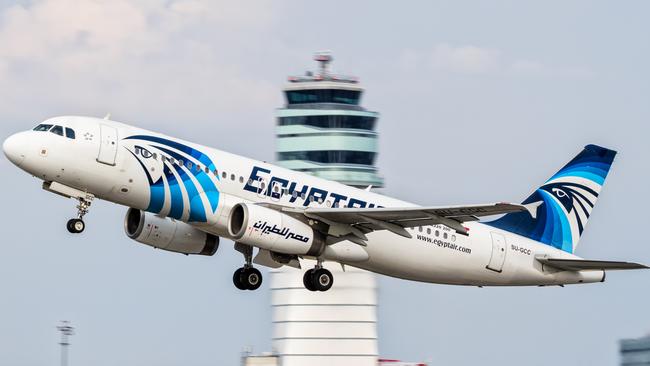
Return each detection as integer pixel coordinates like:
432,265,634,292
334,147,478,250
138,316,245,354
4,116,604,286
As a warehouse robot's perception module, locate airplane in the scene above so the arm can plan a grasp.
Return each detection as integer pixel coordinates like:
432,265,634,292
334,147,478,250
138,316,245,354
3,116,647,291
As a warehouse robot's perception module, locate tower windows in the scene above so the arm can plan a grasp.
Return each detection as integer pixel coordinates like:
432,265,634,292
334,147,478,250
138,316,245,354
285,89,361,105
278,150,375,165
278,115,375,130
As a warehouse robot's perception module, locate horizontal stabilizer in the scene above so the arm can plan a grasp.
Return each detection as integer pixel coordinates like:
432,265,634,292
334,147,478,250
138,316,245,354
536,257,648,271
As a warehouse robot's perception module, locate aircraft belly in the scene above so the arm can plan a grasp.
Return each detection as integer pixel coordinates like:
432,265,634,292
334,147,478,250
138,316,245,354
356,229,496,285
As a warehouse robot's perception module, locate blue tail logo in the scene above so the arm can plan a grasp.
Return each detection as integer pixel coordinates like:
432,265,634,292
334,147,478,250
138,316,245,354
487,144,616,253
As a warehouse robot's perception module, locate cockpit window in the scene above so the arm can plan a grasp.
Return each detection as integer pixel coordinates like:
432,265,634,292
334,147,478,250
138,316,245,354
33,124,53,131
65,128,75,139
50,125,64,136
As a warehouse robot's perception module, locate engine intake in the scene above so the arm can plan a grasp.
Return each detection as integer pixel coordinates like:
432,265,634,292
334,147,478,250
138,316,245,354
125,208,219,256
228,203,325,256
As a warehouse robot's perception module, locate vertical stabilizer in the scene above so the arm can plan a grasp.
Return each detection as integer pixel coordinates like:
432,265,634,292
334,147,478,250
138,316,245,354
487,145,616,253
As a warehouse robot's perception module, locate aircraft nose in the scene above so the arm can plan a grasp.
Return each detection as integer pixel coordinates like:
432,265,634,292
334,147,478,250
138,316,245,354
3,132,27,167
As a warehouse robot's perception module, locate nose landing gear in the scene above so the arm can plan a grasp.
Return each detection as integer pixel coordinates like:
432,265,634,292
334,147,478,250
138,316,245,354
66,196,93,234
66,218,85,233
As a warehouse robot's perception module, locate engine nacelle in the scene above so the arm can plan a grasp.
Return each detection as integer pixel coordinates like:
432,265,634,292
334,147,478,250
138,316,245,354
124,208,219,256
228,203,325,256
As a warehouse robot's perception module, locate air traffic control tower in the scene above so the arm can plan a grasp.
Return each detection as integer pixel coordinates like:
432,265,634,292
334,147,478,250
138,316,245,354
275,52,383,188
242,53,426,366
269,53,382,366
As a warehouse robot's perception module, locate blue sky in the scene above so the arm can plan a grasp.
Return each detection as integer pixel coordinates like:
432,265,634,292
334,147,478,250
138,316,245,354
0,1,648,365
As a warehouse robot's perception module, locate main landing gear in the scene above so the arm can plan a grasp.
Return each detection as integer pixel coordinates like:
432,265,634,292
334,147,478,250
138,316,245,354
303,261,334,292
233,243,263,291
66,196,93,234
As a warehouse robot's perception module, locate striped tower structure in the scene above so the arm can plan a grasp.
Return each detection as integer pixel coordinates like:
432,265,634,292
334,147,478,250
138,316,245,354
270,52,382,366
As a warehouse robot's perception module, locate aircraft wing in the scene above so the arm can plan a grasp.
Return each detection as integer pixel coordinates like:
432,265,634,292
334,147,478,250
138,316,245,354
536,257,649,271
281,202,531,243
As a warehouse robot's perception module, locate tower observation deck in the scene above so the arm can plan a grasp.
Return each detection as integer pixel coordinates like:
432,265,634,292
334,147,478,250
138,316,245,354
276,52,383,188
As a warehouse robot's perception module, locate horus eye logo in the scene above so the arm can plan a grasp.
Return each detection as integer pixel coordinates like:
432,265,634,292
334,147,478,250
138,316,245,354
541,183,577,213
134,145,154,159
540,181,598,218
552,187,567,198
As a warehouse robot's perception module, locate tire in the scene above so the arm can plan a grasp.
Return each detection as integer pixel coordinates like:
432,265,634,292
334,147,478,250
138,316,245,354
303,269,317,292
66,219,76,233
233,268,248,290
244,267,263,291
312,268,334,292
67,219,85,233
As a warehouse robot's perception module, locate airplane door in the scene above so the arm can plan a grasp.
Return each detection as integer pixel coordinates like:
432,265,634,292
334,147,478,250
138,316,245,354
97,124,118,166
486,232,507,272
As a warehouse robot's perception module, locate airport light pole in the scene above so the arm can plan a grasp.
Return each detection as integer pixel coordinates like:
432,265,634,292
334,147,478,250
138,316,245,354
57,321,74,366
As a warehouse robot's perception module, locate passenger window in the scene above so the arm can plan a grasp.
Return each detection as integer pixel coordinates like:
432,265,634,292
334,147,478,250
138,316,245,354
292,191,298,199
186,161,193,169
178,159,184,166
443,233,448,239
205,167,210,174
213,169,219,176
33,124,53,131
239,176,244,183
451,235,456,242
65,128,75,139
435,230,440,237
230,174,235,181
300,192,306,200
326,200,332,207
50,125,64,136
427,228,431,234
418,227,423,232
152,153,157,160
222,171,227,179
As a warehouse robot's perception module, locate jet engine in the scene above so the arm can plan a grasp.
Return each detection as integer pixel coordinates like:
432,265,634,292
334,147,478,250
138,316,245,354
228,203,325,256
124,208,219,256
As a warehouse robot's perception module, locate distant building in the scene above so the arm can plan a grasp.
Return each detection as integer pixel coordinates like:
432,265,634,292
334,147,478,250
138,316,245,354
621,335,650,366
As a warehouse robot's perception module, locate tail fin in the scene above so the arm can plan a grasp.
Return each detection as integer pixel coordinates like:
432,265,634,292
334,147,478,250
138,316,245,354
487,144,617,253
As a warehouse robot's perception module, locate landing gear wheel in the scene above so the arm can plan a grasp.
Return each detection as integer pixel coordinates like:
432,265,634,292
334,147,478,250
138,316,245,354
303,269,317,292
233,268,248,290
233,267,263,290
66,218,85,234
243,267,263,290
312,268,334,292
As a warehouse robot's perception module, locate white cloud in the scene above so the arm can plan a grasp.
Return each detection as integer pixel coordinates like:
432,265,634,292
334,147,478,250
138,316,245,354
424,43,593,79
0,0,281,125
430,43,501,74
511,58,594,78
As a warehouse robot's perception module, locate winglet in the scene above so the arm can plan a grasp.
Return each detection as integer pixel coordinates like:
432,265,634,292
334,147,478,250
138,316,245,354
523,201,543,219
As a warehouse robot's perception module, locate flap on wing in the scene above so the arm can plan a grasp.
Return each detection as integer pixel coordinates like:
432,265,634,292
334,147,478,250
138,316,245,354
281,202,528,239
291,202,525,223
536,257,648,271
